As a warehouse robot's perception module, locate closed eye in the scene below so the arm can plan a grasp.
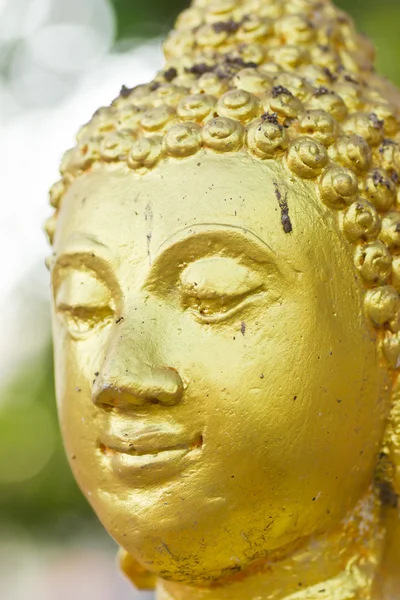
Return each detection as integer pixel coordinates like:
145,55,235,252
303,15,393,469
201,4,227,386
54,268,115,339
182,287,265,323
57,303,115,338
180,256,265,323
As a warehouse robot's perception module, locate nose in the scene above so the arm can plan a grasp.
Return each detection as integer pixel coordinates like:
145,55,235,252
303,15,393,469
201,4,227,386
92,329,184,409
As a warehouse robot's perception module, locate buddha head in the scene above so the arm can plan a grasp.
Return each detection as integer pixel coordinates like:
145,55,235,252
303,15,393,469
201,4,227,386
46,0,400,596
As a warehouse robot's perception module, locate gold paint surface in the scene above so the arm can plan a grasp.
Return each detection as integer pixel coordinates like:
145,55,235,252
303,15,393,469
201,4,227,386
47,0,400,598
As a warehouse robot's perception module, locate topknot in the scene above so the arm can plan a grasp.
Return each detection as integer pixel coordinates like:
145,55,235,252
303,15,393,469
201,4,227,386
48,0,400,367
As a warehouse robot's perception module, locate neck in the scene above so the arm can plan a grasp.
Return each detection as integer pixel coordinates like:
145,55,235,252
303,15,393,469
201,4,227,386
156,490,385,600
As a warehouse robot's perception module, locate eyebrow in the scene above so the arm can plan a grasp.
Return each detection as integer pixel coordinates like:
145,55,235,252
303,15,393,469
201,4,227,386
53,234,115,267
155,223,279,263
56,232,112,254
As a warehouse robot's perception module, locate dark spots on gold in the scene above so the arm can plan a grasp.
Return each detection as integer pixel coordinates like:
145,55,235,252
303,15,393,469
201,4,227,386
377,480,399,509
375,452,399,508
274,183,293,234
271,85,293,98
261,112,283,130
372,169,386,187
186,63,215,76
164,67,178,82
379,139,396,154
314,86,330,97
120,85,133,98
186,56,258,80
323,67,337,83
213,20,239,34
369,112,384,130
344,74,359,85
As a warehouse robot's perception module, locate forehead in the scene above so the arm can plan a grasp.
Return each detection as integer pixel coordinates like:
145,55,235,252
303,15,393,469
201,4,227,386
54,153,345,272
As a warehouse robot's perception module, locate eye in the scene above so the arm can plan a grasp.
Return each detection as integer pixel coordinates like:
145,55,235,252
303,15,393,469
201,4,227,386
180,257,264,323
55,269,115,339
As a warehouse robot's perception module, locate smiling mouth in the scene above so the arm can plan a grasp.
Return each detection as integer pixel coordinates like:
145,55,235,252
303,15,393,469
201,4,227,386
97,426,204,477
98,434,203,457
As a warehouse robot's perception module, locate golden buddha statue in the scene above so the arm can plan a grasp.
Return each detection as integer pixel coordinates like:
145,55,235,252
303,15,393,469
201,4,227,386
45,0,400,598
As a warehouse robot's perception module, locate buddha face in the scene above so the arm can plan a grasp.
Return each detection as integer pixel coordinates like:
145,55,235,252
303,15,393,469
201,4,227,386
51,154,390,583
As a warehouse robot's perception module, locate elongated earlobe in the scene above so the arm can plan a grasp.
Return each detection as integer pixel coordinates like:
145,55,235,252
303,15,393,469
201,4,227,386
388,387,400,499
376,381,400,597
379,376,400,505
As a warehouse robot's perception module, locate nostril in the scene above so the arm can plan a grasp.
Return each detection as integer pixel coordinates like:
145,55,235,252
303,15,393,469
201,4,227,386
149,398,162,405
192,434,204,450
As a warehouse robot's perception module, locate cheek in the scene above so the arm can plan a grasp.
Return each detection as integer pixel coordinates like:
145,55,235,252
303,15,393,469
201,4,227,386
180,301,303,419
178,299,378,492
53,323,110,463
174,309,291,470
54,318,110,397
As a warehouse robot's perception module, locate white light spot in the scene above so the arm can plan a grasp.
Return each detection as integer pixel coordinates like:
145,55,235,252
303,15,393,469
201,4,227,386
0,0,51,42
28,23,111,74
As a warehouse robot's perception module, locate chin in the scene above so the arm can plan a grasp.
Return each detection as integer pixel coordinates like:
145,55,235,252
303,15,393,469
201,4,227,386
114,518,303,586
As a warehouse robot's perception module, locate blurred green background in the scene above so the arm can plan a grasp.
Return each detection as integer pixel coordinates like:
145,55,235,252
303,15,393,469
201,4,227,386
1,0,400,546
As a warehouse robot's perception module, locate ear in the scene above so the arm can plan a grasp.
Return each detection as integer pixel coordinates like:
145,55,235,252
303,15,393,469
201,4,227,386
387,375,400,499
118,547,156,591
372,379,400,597
379,379,400,598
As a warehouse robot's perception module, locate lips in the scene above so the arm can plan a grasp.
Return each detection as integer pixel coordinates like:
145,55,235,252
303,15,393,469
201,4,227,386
99,421,203,457
100,433,203,456
96,417,203,481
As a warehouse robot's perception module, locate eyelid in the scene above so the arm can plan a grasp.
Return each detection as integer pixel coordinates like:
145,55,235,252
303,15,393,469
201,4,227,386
54,268,113,310
188,293,263,324
180,257,263,298
154,224,277,263
56,304,114,340
144,224,286,298
52,246,120,304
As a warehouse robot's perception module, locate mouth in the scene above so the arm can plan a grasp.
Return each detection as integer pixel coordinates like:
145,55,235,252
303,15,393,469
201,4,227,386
98,427,203,477
99,435,203,456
